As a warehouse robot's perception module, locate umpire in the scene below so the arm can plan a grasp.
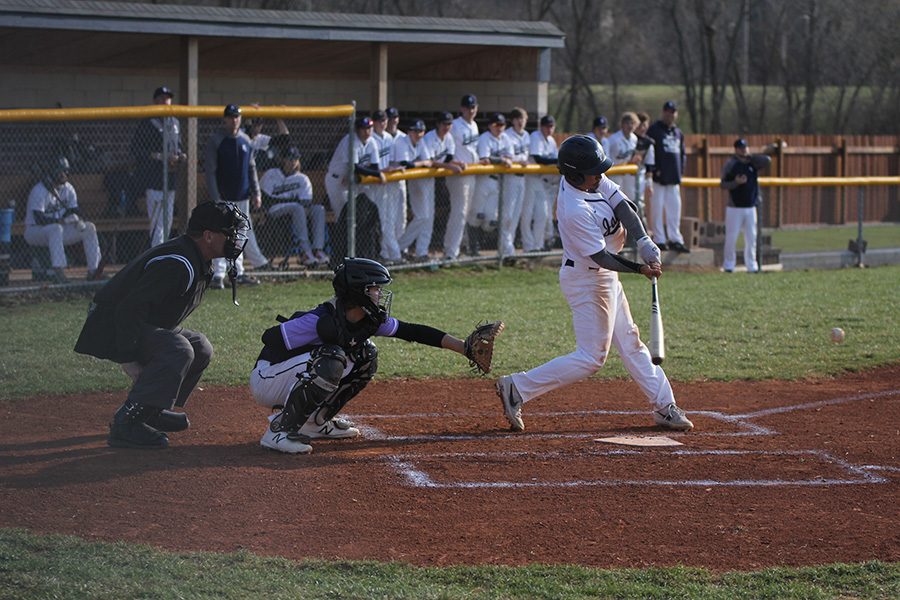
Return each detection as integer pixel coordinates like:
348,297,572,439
75,202,249,449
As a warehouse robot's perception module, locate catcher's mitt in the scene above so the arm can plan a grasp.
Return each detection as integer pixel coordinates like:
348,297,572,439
464,320,505,375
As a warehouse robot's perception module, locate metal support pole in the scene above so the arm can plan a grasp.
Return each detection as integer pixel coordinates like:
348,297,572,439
497,173,505,266
855,187,865,268
755,198,763,273
347,102,357,258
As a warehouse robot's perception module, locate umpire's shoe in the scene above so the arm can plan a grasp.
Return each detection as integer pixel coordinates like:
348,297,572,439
108,400,169,449
496,375,525,432
653,403,694,431
145,409,190,432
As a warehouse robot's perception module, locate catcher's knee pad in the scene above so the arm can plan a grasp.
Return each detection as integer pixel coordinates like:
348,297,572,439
270,345,347,433
348,340,378,381
310,344,348,386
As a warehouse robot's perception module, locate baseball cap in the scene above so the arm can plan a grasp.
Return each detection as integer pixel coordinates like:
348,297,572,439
663,100,678,112
488,112,506,126
385,107,399,119
540,115,556,127
224,104,241,117
437,111,454,124
285,146,302,160
408,119,426,132
355,116,374,129
372,109,387,121
734,138,748,149
460,94,478,108
153,86,174,100
593,116,608,129
188,201,237,233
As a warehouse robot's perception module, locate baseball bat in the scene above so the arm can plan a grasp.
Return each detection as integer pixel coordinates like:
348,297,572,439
649,276,665,365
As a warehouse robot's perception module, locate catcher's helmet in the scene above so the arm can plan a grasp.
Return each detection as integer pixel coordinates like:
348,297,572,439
333,258,393,323
557,134,613,184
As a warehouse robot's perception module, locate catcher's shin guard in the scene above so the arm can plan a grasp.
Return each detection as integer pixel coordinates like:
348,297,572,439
313,340,378,425
270,345,347,433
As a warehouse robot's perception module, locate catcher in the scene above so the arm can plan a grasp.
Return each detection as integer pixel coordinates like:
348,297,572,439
250,257,503,454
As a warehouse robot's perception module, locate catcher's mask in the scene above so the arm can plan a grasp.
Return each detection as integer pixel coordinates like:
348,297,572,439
558,134,613,187
188,201,249,260
333,258,393,323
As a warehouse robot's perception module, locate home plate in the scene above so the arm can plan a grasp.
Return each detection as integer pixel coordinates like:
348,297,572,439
594,435,683,447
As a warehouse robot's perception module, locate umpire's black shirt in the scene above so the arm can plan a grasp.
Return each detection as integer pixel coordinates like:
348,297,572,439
74,235,211,363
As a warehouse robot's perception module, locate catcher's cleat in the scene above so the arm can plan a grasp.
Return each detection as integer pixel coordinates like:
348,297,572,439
260,427,313,454
299,417,360,439
653,403,694,431
145,409,190,433
496,375,525,432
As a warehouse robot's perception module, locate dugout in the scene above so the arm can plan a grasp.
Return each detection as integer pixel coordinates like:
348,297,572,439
0,0,564,117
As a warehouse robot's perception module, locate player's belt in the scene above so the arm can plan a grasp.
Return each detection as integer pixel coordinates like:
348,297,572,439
564,258,598,271
514,173,524,177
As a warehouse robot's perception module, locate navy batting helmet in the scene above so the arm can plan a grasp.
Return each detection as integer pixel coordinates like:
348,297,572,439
557,135,613,184
333,258,393,323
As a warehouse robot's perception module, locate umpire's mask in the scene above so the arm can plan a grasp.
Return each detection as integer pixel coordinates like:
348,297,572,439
188,201,249,260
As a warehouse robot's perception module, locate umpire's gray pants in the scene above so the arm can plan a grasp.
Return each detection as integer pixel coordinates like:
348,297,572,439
126,326,213,410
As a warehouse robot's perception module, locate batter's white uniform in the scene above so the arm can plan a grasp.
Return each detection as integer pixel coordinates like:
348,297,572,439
499,127,530,256
258,168,325,259
24,180,101,271
522,130,558,252
394,135,436,258
325,133,380,215
604,129,638,200
472,130,513,231
507,176,675,410
445,116,479,258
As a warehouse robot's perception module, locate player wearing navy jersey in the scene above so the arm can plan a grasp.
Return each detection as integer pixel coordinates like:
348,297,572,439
720,139,771,273
496,135,692,433
445,94,480,261
252,258,500,454
645,101,688,252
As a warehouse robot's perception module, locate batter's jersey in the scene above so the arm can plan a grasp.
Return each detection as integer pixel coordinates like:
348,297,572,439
392,135,434,165
503,128,530,163
259,168,313,204
372,130,395,170
25,181,76,226
646,120,685,185
422,129,456,162
529,130,558,162
327,133,380,178
451,116,479,164
556,176,628,264
476,131,513,161
605,130,638,165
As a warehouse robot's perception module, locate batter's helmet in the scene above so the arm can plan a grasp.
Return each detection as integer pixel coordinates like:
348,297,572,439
333,258,393,323
557,135,613,184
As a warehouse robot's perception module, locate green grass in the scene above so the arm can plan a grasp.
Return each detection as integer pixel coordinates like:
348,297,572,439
1,265,898,399
770,223,900,253
1,529,897,600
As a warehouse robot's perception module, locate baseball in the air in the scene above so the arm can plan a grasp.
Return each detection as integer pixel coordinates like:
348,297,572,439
831,327,845,344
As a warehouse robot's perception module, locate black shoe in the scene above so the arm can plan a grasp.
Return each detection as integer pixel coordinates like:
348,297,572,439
108,422,169,449
145,409,190,432
235,274,260,285
670,241,690,253
657,242,668,251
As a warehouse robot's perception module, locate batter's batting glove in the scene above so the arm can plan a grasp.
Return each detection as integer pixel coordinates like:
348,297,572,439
464,320,505,375
637,236,662,265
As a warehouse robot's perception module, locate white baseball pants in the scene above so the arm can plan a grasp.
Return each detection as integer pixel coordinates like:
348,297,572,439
521,175,554,251
509,263,674,410
371,182,402,261
145,188,175,247
649,183,685,245
471,175,500,230
268,202,326,254
443,175,475,258
24,221,101,270
397,178,434,257
723,205,758,272
325,172,348,215
499,174,526,256
250,354,355,409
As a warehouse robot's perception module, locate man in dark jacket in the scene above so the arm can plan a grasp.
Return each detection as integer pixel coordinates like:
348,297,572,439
720,139,771,273
75,202,249,449
644,100,689,253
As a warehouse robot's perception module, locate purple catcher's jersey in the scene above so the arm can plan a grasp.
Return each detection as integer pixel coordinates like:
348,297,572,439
279,303,399,352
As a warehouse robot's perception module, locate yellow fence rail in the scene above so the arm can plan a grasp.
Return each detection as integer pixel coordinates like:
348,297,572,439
0,104,356,122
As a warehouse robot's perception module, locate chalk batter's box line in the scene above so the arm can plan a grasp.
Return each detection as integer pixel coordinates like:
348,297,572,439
385,449,890,489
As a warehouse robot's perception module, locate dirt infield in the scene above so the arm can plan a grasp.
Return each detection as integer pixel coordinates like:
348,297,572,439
1,365,898,571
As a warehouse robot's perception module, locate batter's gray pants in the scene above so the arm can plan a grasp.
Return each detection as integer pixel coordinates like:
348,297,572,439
126,326,213,410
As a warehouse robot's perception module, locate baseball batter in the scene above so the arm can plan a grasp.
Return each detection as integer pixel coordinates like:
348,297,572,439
445,94,480,261
522,115,559,252
496,135,693,432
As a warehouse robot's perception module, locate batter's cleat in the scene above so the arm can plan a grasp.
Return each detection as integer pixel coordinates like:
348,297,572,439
653,403,694,431
496,375,525,432
145,409,190,433
299,417,360,439
260,427,313,454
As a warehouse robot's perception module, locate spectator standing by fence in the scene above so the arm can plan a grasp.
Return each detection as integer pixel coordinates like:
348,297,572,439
445,94,480,261
499,107,531,257
471,112,513,253
130,86,186,248
393,119,438,261
645,101,688,253
324,116,383,216
720,138,771,273
522,114,558,253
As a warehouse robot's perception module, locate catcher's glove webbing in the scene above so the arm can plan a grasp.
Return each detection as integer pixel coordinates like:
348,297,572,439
464,320,505,375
